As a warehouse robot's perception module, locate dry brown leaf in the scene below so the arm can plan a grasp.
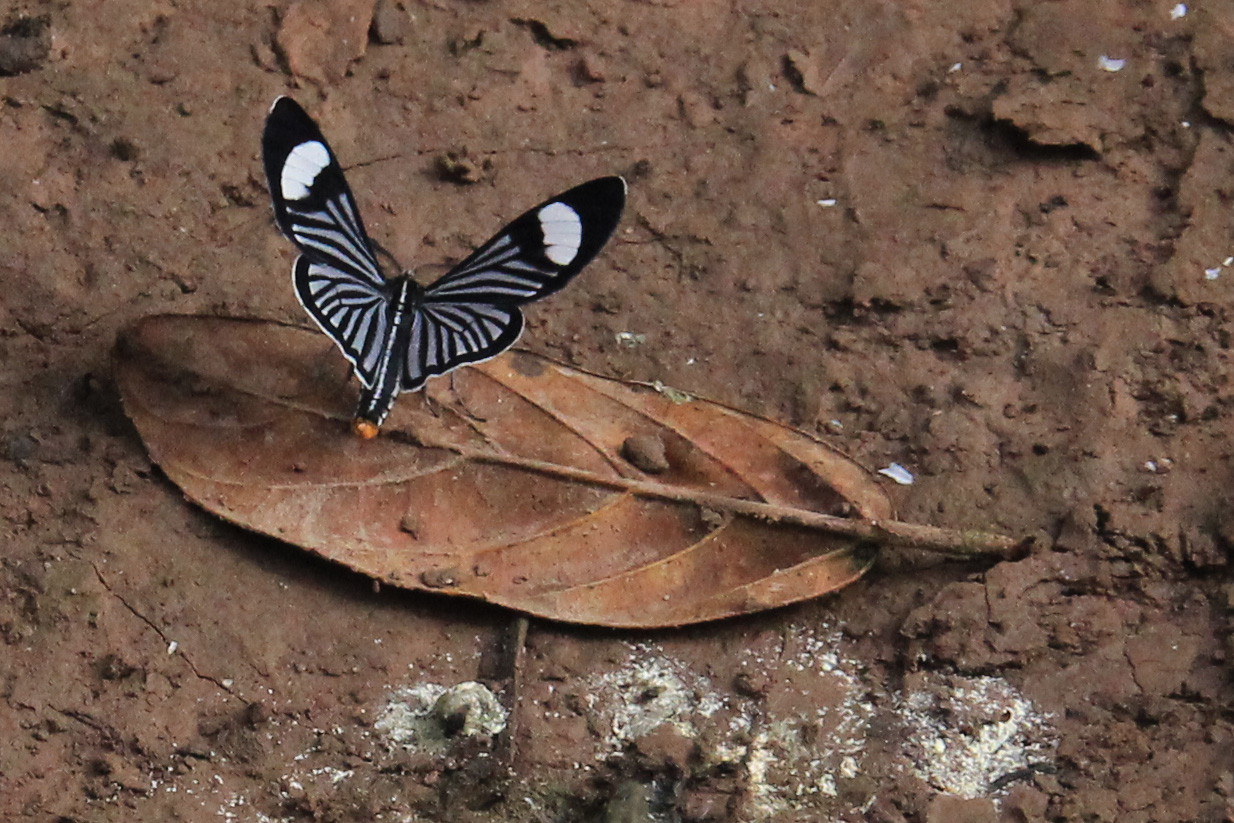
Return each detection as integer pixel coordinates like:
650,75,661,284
114,315,1012,627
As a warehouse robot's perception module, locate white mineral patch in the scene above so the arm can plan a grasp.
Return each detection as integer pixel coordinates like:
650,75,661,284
374,681,507,754
897,674,1056,798
588,631,878,817
742,626,875,816
586,645,726,749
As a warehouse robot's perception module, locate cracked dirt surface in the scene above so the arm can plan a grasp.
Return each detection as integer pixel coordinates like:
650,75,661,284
1,0,1233,821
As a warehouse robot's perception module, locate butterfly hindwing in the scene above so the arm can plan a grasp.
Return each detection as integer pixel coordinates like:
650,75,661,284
262,97,386,291
423,177,626,304
401,302,524,392
293,258,391,388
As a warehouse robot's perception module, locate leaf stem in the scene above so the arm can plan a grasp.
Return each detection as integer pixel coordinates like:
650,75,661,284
460,448,1026,559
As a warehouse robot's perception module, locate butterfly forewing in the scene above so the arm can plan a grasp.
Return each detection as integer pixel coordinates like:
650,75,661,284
400,177,626,390
262,97,387,290
264,97,395,389
424,177,626,304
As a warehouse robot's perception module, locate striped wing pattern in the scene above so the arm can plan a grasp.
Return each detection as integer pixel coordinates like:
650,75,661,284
263,97,626,427
293,258,390,386
425,234,557,301
263,97,391,388
402,302,524,392
403,177,628,390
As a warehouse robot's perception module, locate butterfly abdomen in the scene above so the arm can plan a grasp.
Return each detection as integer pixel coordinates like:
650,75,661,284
354,277,420,435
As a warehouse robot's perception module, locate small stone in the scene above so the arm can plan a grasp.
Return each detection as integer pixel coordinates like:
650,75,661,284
783,48,823,95
925,795,997,823
98,654,139,681
419,567,459,588
109,137,138,162
243,701,270,728
435,149,490,185
96,753,150,794
574,51,607,83
620,434,669,474
732,670,769,698
0,16,51,76
632,725,695,770
370,0,408,45
2,431,37,462
1001,785,1049,821
430,682,507,738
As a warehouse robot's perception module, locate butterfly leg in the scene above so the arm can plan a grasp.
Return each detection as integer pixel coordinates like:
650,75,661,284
420,386,445,420
447,371,489,423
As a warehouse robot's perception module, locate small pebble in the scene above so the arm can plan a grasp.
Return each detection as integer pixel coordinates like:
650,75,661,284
370,0,409,45
0,17,51,76
621,434,670,474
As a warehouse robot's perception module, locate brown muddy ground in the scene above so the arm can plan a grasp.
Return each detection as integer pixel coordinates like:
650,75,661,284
1,0,1232,821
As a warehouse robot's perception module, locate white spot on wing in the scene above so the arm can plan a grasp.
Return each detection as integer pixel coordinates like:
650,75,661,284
538,202,582,265
281,140,330,201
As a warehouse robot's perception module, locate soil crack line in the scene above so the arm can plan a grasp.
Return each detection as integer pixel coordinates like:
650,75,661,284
89,561,234,695
347,141,649,171
51,705,114,736
1122,642,1146,695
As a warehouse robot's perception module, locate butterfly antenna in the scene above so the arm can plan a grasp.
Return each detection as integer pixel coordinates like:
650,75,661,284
370,238,406,276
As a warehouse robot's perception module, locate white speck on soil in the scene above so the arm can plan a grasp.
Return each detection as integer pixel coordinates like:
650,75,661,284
878,462,915,485
1097,55,1126,72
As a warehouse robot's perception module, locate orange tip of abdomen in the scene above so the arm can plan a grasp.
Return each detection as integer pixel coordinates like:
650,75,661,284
352,419,380,439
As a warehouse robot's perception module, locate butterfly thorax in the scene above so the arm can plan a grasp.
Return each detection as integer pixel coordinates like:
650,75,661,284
353,276,424,436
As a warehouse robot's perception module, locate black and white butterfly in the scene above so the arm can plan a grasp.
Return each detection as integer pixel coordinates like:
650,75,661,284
261,97,626,438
